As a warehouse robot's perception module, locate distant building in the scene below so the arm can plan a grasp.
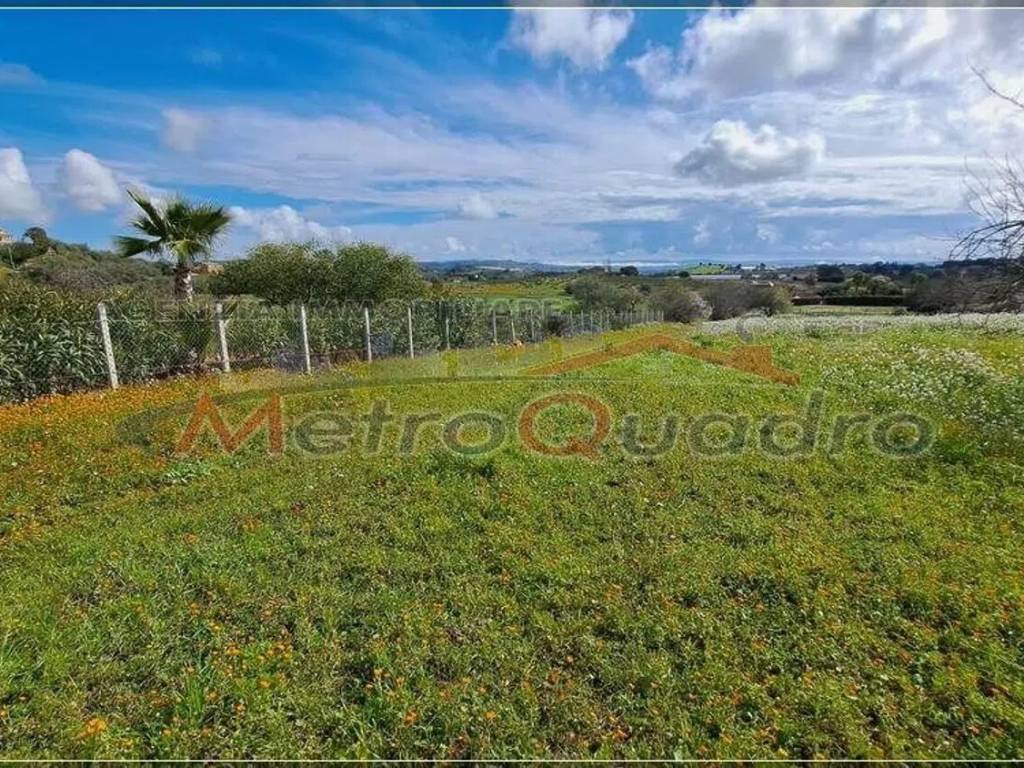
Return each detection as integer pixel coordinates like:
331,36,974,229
0,227,12,245
194,261,225,275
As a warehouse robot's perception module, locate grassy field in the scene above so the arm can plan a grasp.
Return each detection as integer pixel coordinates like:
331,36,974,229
444,278,574,308
793,304,901,316
2,320,1024,759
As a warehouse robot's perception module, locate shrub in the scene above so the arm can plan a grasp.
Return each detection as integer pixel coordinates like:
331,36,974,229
650,284,712,323
564,276,641,312
211,241,427,306
816,264,845,282
905,274,1021,313
700,282,791,320
105,297,216,379
21,249,168,294
0,281,107,402
0,281,229,403
543,314,569,336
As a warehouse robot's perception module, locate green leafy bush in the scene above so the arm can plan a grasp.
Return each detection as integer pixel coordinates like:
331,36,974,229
650,284,712,323
564,275,642,312
21,249,168,294
0,282,107,402
211,241,427,305
699,282,792,320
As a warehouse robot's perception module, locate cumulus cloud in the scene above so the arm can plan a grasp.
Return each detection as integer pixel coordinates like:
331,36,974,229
675,120,824,186
509,8,634,70
61,149,121,212
457,192,498,220
0,148,45,220
162,108,209,153
229,205,352,243
52,10,1024,263
445,235,466,253
630,7,1024,99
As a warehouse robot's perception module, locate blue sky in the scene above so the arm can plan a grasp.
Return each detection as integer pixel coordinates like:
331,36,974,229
1,7,1022,265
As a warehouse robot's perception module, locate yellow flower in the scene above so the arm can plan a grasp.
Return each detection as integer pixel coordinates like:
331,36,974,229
76,717,108,740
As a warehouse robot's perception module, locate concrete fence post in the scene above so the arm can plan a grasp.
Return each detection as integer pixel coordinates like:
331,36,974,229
96,302,119,390
510,313,517,344
491,308,498,345
215,302,231,374
406,305,415,359
529,311,536,341
299,304,312,374
363,305,373,363
444,316,451,350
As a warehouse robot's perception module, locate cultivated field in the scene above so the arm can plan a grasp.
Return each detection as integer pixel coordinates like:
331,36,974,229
1,319,1023,759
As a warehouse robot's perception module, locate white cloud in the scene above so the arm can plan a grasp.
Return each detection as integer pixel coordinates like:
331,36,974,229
59,10,1024,264
509,8,634,70
61,149,121,212
162,108,209,153
692,218,712,245
457,192,498,220
0,148,45,221
676,120,825,186
756,222,781,243
229,204,352,244
445,235,466,253
630,7,1024,100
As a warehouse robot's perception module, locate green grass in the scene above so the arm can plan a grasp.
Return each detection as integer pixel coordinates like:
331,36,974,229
793,304,901,316
1,322,1023,759
445,278,574,308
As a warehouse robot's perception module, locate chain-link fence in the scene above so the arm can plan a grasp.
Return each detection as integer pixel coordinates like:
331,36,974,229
0,297,663,404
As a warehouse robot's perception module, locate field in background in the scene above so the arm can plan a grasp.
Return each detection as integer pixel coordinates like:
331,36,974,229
792,304,902,316
1,319,1023,759
444,278,573,308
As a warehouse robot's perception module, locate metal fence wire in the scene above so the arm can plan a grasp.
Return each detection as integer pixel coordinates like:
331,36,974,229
0,298,663,403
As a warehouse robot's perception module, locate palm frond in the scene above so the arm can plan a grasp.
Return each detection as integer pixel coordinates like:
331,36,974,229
118,190,232,286
115,235,163,258
163,198,193,231
128,214,166,240
187,206,232,243
126,189,169,240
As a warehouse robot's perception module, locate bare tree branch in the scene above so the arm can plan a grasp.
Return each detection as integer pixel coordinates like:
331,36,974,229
970,63,1024,112
951,68,1024,306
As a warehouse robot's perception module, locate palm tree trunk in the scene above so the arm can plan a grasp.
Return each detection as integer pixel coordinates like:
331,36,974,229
173,265,194,302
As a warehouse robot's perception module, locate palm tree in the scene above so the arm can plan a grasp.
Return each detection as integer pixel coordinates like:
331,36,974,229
116,189,231,301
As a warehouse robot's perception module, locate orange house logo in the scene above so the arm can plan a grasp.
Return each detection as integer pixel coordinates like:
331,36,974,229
523,333,799,385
